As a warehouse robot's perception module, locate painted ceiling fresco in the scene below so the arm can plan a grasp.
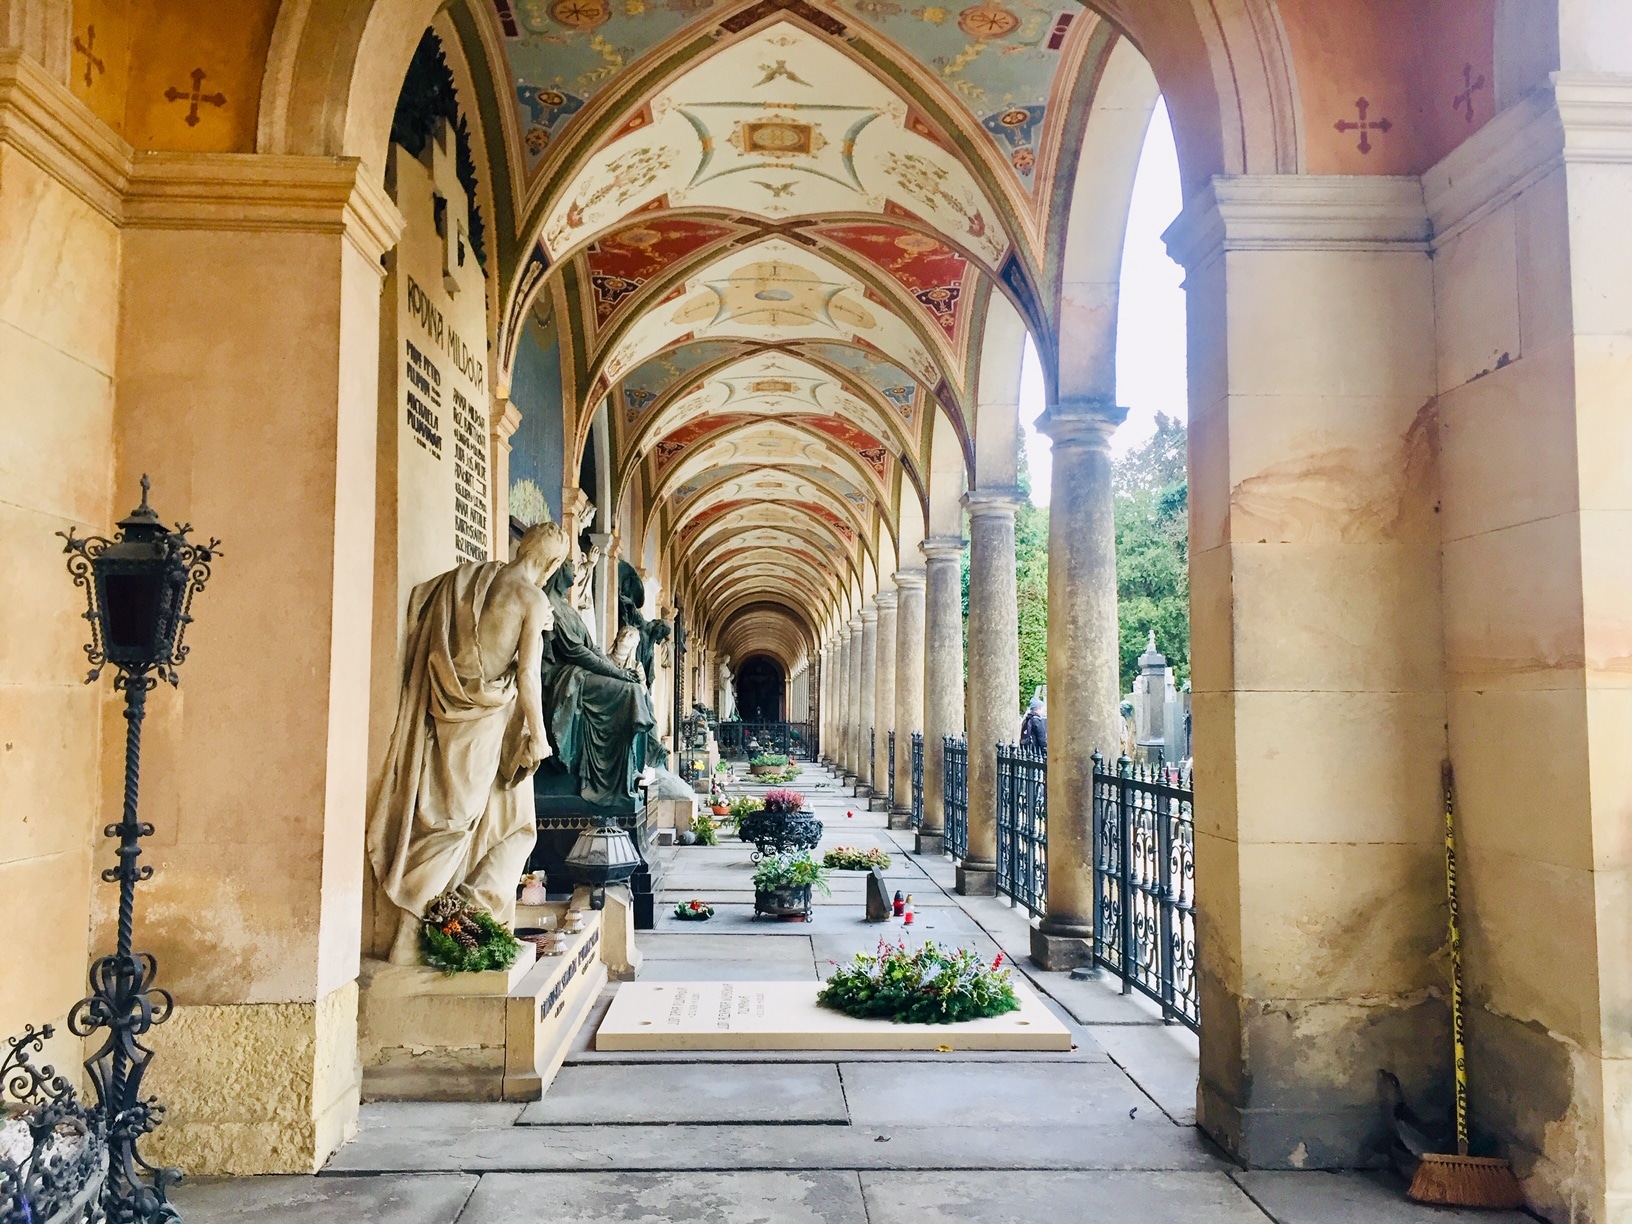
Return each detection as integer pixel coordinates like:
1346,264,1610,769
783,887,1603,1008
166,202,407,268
815,220,972,345
598,237,943,390
540,23,1009,267
615,339,742,425
584,216,737,326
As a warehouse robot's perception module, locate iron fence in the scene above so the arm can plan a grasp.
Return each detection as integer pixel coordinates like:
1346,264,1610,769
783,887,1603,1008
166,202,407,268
910,732,924,828
717,721,817,760
943,736,968,860
1093,751,1198,1030
995,742,1048,917
887,730,896,810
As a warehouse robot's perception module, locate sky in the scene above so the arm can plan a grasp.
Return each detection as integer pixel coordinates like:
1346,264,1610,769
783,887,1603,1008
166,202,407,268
1022,98,1186,507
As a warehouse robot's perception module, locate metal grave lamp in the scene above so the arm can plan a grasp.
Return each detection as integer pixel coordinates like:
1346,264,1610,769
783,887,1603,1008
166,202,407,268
563,814,641,909
59,475,220,1224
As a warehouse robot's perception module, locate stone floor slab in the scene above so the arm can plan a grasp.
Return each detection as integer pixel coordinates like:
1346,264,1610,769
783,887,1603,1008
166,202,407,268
358,1102,524,1129
1087,1022,1201,1125
635,932,816,961
1231,1170,1535,1222
519,1062,847,1124
637,958,820,981
326,1121,1228,1173
860,1171,1267,1223
841,1061,1149,1127
172,1174,476,1222
454,1171,867,1224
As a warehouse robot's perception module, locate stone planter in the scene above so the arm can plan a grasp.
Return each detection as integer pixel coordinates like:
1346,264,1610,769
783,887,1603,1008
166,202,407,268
754,883,812,921
749,763,781,777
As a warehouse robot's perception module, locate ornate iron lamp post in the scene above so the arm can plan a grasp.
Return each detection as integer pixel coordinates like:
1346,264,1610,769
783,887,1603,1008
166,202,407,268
59,476,219,1224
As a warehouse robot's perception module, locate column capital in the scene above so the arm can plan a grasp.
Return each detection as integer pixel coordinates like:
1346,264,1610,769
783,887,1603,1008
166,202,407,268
962,487,1024,521
1038,398,1127,449
491,399,523,442
848,615,863,631
892,567,927,590
921,534,967,559
860,606,878,624
873,590,898,610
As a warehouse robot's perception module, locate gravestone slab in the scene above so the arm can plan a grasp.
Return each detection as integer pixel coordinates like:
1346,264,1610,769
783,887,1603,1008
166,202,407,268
595,980,1072,1052
865,867,891,921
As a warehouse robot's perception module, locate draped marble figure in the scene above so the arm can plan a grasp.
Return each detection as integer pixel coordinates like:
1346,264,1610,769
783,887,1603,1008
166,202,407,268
368,522,571,964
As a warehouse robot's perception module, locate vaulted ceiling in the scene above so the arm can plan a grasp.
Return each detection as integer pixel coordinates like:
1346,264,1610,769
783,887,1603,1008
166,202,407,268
451,0,1118,662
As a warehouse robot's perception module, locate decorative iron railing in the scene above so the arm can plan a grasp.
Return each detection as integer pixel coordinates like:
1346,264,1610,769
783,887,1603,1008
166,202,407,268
1092,751,1198,1031
910,732,924,828
943,736,968,860
716,721,817,760
995,742,1048,917
886,729,896,811
678,715,709,783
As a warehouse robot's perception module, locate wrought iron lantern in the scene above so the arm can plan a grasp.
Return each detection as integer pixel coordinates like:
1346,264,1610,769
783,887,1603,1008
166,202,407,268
563,815,641,908
59,476,219,1224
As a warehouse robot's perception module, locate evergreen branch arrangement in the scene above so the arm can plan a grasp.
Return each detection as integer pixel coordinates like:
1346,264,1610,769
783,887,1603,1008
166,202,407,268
823,846,892,871
819,940,1020,1025
752,849,831,893
419,891,521,974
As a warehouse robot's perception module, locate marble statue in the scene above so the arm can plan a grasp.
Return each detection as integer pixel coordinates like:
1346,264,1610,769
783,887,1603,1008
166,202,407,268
368,521,571,964
539,557,656,806
616,559,671,689
718,654,737,721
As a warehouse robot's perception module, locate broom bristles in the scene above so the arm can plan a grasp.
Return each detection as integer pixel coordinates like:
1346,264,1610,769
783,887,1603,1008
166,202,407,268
1408,1152,1526,1210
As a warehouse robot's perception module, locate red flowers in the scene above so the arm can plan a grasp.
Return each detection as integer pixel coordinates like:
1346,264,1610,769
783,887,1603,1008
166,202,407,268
992,952,1004,969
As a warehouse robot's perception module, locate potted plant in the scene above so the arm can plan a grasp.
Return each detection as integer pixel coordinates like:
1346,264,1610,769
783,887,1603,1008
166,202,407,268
749,751,790,778
691,808,720,846
709,780,729,816
738,789,822,860
752,850,829,921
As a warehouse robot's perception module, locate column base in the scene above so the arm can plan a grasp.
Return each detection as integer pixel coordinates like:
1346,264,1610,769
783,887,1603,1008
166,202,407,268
915,831,944,855
867,795,890,812
852,784,873,800
887,807,912,830
1197,1079,1384,1170
955,863,996,896
1030,927,1092,972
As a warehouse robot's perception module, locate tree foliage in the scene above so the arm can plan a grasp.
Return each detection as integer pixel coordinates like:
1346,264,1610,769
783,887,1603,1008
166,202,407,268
1114,413,1189,692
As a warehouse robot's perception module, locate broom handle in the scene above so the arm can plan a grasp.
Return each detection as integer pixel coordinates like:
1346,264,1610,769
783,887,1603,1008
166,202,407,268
1444,760,1469,1157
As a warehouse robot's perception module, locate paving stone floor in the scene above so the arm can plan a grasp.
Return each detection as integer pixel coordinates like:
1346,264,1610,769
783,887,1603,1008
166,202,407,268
174,766,1536,1222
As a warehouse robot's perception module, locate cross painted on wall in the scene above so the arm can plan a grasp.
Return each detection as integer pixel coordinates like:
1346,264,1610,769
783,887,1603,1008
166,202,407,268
164,68,227,127
1334,97,1391,154
1454,63,1487,124
73,26,104,89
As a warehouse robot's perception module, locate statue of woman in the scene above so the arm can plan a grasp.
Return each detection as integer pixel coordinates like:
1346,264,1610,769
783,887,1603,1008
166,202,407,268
718,654,737,721
539,558,655,806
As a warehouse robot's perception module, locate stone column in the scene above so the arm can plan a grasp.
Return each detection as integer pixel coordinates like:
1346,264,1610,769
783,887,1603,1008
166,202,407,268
856,605,878,797
489,400,522,559
110,154,404,1174
1030,400,1126,969
918,536,965,854
831,632,847,772
960,490,1021,895
891,570,926,829
871,591,898,812
1164,176,1444,1170
845,617,863,781
817,643,832,764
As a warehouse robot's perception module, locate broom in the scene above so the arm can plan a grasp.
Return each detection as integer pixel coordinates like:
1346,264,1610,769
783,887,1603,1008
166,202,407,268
1406,760,1526,1209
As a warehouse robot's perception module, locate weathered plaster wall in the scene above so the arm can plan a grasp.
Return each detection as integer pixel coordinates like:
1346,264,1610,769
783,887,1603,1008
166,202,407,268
0,49,119,1073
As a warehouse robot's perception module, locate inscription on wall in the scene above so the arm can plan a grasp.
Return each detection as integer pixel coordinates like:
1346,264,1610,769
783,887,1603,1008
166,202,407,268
405,274,488,561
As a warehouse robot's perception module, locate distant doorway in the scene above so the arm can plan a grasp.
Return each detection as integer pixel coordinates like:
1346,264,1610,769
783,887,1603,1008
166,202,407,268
735,655,785,722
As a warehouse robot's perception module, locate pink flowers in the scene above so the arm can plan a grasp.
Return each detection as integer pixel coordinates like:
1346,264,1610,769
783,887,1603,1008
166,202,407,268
763,788,806,814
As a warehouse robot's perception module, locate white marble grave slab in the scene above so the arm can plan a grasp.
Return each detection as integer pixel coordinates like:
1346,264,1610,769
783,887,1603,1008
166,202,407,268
595,979,1072,1052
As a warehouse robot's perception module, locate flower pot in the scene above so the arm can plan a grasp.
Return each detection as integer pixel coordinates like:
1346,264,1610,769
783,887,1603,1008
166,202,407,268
711,804,728,816
754,883,813,921
749,763,779,777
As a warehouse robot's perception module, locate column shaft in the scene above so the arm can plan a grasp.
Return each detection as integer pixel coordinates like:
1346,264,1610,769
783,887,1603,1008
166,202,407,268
960,491,1020,895
857,607,878,795
872,592,897,812
918,537,965,854
891,572,926,828
846,618,863,779
1032,403,1125,969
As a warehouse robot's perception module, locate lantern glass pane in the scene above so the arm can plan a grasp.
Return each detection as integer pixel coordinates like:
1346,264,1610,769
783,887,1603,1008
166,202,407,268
105,572,162,650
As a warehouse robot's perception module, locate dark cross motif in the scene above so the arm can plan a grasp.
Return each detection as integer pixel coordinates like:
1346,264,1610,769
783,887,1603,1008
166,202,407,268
1334,96,1392,154
1454,63,1487,124
73,25,104,89
164,68,227,127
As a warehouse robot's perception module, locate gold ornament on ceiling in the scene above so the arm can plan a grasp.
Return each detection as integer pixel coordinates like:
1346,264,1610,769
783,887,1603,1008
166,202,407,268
732,119,826,158
956,2,1020,39
549,0,612,30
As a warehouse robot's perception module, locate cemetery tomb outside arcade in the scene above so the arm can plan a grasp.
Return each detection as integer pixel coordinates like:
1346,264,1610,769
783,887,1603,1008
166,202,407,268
1,1,1630,1220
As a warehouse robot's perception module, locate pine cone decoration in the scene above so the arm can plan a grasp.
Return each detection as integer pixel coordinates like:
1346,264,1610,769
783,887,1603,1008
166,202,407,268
446,918,479,951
